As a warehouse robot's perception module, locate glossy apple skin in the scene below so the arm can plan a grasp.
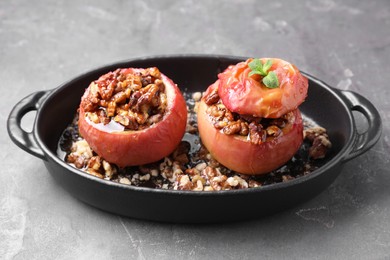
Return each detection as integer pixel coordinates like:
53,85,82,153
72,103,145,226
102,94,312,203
197,99,303,175
218,58,308,118
78,72,187,168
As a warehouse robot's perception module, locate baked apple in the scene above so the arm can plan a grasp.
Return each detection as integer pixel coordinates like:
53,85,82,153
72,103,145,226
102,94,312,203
78,67,187,167
197,58,308,175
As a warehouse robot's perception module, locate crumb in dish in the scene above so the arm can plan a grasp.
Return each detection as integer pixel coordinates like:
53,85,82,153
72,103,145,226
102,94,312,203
77,67,187,167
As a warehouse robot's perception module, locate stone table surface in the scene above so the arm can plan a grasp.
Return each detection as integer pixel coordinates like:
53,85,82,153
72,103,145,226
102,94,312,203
1,0,390,259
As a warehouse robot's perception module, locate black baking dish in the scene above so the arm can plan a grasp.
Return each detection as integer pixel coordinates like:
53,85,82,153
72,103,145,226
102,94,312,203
7,55,382,223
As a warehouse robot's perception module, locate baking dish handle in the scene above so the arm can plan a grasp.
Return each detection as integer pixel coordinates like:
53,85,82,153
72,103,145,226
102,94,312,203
338,90,382,162
7,91,50,161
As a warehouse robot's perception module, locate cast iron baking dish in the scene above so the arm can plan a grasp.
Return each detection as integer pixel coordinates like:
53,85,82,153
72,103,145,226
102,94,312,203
7,55,382,223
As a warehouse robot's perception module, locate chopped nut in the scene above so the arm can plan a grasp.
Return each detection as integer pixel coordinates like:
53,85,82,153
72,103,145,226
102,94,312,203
178,175,192,190
67,153,87,169
249,122,266,144
203,186,214,191
309,135,332,159
239,121,249,136
88,156,101,171
195,162,207,172
113,114,130,126
210,175,227,191
107,101,116,117
192,175,206,185
140,174,151,181
148,67,161,78
185,168,200,176
112,91,127,104
202,166,217,180
266,125,282,137
86,112,99,124
119,177,131,185
103,160,116,179
172,161,183,175
223,122,241,135
304,127,327,141
192,92,202,102
224,110,235,121
226,177,239,187
207,105,225,120
71,140,93,159
305,127,332,159
203,87,219,105
236,177,248,189
131,173,140,183
193,180,204,191
214,121,228,129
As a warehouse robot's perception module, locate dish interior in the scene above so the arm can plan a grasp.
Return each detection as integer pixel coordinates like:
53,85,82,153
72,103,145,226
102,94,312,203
36,57,351,185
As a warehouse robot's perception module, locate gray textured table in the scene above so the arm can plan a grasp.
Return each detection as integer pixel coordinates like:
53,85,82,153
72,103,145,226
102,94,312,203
2,0,389,259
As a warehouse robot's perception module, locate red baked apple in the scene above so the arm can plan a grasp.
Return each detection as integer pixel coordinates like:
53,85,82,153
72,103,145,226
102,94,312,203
78,67,187,167
197,58,307,175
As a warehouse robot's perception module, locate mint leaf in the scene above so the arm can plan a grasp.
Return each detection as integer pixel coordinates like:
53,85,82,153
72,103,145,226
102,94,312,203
248,58,279,88
262,71,279,89
248,59,266,76
262,59,273,74
248,70,263,77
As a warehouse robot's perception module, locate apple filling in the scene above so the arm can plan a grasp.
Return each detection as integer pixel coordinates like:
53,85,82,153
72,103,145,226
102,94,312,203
80,67,167,131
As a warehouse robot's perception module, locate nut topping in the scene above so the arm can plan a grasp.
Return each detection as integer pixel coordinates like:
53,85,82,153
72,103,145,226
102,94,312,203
202,87,288,144
81,67,168,130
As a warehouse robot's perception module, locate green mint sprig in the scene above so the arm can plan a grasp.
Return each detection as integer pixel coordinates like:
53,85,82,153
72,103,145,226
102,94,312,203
248,59,279,89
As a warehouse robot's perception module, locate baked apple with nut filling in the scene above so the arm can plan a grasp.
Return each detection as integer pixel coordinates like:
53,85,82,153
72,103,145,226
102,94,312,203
197,58,308,175
78,67,187,167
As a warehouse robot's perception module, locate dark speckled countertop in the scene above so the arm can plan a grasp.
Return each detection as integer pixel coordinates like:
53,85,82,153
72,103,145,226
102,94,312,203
1,0,390,259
